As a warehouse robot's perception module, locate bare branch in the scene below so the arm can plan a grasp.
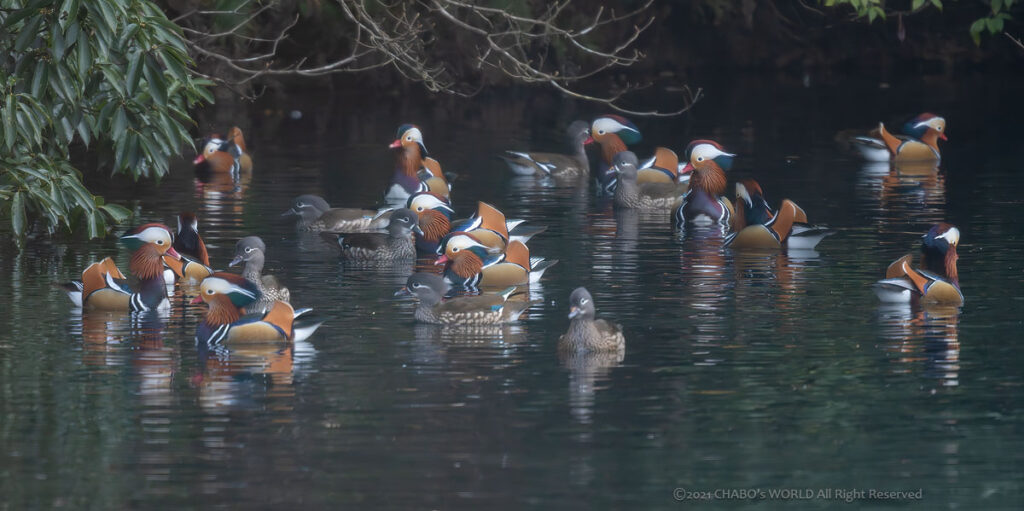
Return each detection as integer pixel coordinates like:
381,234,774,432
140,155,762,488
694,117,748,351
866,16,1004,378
169,0,700,115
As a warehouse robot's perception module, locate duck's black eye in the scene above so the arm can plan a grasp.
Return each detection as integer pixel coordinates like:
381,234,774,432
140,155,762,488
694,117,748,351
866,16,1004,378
245,247,253,253
580,298,589,305
452,247,460,253
697,156,704,162
406,136,413,141
206,289,214,294
598,130,605,135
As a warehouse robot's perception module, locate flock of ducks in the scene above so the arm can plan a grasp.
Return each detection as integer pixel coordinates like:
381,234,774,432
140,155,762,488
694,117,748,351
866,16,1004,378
60,113,961,359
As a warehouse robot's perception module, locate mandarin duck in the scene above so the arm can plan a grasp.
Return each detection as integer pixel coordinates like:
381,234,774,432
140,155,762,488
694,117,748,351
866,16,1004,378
229,236,290,314
447,201,547,247
558,287,625,354
725,179,834,250
398,273,533,325
193,126,252,174
674,140,736,228
282,195,392,232
437,236,556,288
387,124,450,202
612,151,686,211
60,224,179,312
319,208,420,264
499,120,593,178
163,212,214,284
192,273,323,345
407,191,456,253
874,224,962,306
590,115,642,193
851,113,947,162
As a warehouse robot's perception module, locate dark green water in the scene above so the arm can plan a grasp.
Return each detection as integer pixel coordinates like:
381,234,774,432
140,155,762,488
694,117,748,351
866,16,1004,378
1,73,1022,509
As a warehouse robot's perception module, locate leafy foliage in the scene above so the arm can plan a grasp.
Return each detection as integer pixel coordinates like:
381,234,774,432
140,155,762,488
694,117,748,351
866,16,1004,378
0,0,212,246
824,0,1020,44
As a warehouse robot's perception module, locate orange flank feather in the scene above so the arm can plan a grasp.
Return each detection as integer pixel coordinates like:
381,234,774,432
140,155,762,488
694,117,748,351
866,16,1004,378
261,301,296,339
81,258,124,300
768,200,800,243
650,147,679,178
228,126,247,152
877,123,902,155
504,240,530,268
422,157,442,177
475,202,510,240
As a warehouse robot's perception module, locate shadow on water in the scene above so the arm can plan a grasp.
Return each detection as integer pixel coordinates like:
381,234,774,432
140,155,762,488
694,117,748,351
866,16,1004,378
1,72,1023,508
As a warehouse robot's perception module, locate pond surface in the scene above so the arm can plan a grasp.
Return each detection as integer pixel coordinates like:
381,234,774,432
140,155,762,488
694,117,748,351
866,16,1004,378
1,72,1022,509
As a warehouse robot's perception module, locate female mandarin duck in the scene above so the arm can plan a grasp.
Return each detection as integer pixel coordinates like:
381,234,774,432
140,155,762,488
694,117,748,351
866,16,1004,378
613,151,686,211
437,236,556,287
61,224,180,311
558,287,625,354
229,236,291,314
192,273,323,345
874,223,962,306
725,179,834,250
320,208,421,264
398,273,532,325
282,194,391,232
852,113,947,162
674,140,736,228
387,124,450,202
193,127,253,174
500,120,593,178
163,212,214,284
407,191,456,253
590,115,642,193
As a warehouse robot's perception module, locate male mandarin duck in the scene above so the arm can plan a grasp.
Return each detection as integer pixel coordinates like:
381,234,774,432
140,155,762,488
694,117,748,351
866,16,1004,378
192,273,323,345
725,179,834,250
613,151,686,211
874,223,962,306
61,224,179,311
193,127,252,174
397,273,533,325
163,212,214,284
437,236,556,288
499,120,593,178
387,124,450,201
282,194,392,232
229,236,290,314
851,113,947,162
674,140,736,227
407,191,456,253
558,287,625,354
590,115,642,193
319,208,421,264
438,201,516,256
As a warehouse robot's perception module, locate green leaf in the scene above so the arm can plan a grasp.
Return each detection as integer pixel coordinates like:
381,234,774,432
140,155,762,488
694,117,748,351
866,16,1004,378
112,106,128,140
144,54,167,107
14,16,43,53
76,30,91,77
4,95,16,151
11,191,27,239
30,62,48,97
2,0,51,30
87,211,102,239
994,0,1004,13
970,18,985,44
52,21,66,60
126,50,143,96
99,203,132,223
912,0,925,10
930,0,943,11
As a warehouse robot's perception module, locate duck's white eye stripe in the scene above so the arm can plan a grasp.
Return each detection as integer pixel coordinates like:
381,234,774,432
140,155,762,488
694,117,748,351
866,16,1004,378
580,298,589,304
